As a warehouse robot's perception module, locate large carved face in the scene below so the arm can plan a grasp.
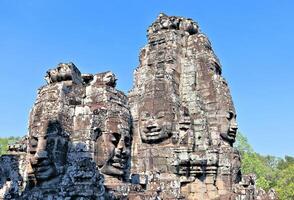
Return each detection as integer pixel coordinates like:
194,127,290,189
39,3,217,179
231,149,242,183
95,114,131,177
139,96,175,143
28,121,68,183
172,107,193,146
219,110,238,144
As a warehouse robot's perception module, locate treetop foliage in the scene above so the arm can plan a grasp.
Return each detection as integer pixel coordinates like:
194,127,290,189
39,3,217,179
235,132,294,200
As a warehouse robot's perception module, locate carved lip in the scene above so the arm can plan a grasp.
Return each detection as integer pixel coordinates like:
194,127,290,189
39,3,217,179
112,162,125,169
31,158,52,172
144,129,162,137
145,132,160,136
228,131,237,137
179,124,190,131
34,165,55,179
36,165,52,172
111,157,127,169
111,161,126,169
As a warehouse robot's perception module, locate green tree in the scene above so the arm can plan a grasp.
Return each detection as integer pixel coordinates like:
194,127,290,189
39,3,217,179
0,137,21,155
277,155,294,170
235,132,254,154
235,132,294,199
235,132,278,190
275,163,294,200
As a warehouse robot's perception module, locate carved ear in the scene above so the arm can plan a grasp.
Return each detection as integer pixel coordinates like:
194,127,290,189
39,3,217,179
95,136,108,168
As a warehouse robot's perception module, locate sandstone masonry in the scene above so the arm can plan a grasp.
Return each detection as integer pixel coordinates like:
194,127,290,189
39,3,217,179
0,14,277,200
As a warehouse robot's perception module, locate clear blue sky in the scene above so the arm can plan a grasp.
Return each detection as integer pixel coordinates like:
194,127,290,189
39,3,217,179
0,1,293,157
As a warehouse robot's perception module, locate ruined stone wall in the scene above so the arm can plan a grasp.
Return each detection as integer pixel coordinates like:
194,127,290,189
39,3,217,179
0,14,277,200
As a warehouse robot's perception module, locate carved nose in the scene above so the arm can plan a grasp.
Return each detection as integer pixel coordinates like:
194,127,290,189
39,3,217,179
117,141,124,150
231,121,238,129
118,147,129,156
114,148,122,155
31,150,48,165
230,123,238,133
115,144,128,156
34,150,48,160
115,140,126,153
122,148,130,155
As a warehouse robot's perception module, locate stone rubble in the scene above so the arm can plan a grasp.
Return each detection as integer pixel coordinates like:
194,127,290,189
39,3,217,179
0,14,277,200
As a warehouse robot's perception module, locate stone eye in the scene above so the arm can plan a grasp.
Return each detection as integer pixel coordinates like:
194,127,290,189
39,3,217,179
156,111,165,119
30,137,38,147
141,112,150,120
29,136,38,154
227,111,234,120
124,136,130,146
111,133,121,146
209,66,215,72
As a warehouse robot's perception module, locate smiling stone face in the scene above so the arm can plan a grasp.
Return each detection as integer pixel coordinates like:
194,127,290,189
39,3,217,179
219,110,238,145
215,77,238,146
27,121,68,185
94,109,131,178
138,96,175,143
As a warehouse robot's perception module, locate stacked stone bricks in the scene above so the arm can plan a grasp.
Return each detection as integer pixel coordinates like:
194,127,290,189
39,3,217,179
0,14,276,200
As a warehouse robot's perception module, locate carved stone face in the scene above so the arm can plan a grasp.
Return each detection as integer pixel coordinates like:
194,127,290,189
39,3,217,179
139,97,175,143
172,107,193,146
95,116,131,177
220,110,238,144
231,149,241,183
28,121,68,183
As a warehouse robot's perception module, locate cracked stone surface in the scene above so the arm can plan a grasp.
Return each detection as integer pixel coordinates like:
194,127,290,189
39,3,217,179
0,14,276,200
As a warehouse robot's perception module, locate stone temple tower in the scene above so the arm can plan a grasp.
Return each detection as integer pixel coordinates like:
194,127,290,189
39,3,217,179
0,14,276,200
128,13,275,199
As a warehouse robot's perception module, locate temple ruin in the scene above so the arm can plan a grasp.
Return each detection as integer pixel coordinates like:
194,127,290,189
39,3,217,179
0,14,276,200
